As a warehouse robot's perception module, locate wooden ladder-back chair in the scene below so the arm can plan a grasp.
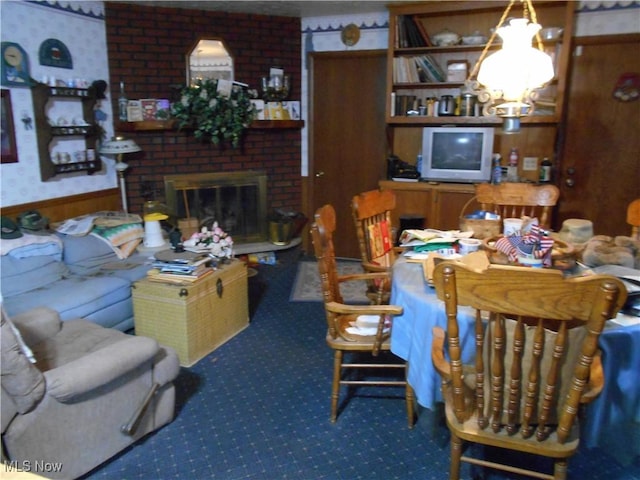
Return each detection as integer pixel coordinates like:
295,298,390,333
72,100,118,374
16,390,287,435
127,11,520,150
431,262,627,480
311,204,415,427
475,183,560,229
351,189,399,304
627,198,640,239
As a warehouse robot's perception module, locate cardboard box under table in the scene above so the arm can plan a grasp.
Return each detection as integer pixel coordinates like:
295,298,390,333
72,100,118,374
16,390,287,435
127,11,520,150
132,259,249,366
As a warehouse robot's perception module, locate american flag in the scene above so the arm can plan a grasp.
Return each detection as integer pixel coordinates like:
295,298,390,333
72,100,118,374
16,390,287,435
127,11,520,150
495,224,554,266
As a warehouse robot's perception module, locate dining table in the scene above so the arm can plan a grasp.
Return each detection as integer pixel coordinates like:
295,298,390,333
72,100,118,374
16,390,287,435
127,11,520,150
389,256,640,449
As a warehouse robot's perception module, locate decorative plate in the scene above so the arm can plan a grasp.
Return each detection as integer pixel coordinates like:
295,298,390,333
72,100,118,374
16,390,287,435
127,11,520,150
39,38,73,69
341,24,361,47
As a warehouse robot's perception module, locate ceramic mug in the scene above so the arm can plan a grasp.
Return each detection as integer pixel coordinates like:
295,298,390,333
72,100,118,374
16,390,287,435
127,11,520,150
458,238,482,255
74,150,86,163
503,218,523,236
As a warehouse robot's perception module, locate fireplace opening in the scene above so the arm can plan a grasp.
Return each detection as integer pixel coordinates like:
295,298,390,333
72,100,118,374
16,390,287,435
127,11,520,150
164,171,268,244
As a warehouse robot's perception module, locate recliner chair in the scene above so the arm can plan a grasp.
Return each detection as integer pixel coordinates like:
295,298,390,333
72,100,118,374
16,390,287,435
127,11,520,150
1,305,180,479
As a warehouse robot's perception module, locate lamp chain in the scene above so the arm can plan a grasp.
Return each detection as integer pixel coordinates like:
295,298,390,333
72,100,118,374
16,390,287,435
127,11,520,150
467,0,516,81
525,0,545,51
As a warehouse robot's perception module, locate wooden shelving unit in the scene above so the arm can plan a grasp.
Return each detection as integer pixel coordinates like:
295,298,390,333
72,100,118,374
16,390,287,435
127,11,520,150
32,83,100,181
115,119,304,132
386,1,575,177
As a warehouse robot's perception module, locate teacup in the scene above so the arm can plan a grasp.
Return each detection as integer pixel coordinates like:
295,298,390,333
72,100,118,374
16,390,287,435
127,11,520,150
74,151,86,163
503,218,523,236
458,238,482,255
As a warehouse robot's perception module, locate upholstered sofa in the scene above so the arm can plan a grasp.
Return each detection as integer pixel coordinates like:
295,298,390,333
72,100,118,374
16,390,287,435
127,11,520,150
1,231,153,332
1,306,180,479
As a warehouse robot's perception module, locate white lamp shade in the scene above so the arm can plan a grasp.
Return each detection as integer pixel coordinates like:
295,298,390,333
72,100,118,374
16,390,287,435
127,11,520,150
100,137,141,155
478,19,554,102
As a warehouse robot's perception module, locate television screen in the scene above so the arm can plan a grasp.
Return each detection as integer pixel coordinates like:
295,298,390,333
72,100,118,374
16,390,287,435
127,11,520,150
421,127,495,183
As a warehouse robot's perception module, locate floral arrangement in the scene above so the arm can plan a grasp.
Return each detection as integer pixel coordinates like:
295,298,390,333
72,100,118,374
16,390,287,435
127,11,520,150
171,79,258,147
183,222,234,259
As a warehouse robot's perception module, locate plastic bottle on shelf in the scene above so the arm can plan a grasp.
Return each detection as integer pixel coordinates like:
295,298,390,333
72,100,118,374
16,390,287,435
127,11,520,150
539,157,552,183
491,154,502,185
118,81,128,122
416,154,423,178
507,147,519,182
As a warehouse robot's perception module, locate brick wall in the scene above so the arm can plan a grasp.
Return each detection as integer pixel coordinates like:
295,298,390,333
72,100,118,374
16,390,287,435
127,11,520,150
104,2,302,216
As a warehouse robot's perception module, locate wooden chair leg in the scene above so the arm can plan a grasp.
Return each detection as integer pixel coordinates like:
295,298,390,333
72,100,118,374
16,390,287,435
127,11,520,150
405,364,416,428
553,459,568,480
330,350,342,423
450,432,463,480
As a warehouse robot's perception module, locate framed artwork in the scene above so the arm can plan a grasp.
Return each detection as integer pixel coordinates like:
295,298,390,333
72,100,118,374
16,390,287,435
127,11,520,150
1,89,18,163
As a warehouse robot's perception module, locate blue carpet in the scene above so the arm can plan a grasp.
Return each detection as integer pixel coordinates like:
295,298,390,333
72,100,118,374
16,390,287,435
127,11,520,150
84,248,640,480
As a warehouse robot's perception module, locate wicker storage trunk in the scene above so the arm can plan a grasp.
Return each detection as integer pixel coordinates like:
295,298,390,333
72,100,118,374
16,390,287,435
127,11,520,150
132,259,249,367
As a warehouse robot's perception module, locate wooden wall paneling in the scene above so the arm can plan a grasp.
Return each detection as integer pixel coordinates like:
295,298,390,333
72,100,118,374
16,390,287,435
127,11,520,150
1,188,121,225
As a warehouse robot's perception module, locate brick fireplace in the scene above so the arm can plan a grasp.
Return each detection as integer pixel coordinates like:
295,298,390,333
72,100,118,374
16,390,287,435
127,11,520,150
164,171,268,244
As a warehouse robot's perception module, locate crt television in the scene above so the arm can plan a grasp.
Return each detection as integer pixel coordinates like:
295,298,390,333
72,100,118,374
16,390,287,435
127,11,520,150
420,126,495,183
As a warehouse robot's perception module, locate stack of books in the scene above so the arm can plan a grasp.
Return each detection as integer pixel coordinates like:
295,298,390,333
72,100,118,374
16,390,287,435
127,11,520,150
146,255,213,284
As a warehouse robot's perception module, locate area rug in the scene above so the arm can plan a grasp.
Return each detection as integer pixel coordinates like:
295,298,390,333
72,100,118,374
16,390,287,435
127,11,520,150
290,259,370,303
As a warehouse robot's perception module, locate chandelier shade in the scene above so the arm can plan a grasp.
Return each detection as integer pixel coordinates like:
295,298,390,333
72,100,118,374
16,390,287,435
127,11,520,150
477,18,554,102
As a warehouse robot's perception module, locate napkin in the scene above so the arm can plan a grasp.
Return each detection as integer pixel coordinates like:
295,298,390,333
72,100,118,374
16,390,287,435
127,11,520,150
347,315,390,336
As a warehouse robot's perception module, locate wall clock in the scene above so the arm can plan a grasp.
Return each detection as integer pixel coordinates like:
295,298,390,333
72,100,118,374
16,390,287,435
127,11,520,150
39,38,73,69
1,42,32,87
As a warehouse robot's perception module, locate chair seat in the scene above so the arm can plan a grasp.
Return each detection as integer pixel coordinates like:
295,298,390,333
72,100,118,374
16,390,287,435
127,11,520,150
326,332,392,351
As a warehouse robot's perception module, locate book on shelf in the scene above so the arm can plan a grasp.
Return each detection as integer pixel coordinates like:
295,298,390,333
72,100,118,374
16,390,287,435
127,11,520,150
414,55,445,82
393,56,445,84
412,15,432,46
397,15,428,48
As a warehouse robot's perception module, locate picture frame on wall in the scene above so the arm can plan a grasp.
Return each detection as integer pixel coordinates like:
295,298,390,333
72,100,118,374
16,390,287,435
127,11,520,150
1,89,18,163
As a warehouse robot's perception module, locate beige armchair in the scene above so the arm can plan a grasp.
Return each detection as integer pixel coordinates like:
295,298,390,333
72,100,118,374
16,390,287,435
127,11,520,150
1,306,180,479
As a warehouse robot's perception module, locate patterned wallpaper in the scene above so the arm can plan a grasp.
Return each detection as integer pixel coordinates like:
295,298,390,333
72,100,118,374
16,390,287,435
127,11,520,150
1,1,638,207
1,0,114,208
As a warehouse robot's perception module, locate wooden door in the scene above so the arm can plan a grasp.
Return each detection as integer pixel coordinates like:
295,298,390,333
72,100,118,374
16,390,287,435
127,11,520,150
557,35,640,236
308,51,387,258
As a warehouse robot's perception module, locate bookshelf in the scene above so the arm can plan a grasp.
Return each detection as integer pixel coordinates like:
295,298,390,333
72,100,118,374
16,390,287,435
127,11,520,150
385,1,575,181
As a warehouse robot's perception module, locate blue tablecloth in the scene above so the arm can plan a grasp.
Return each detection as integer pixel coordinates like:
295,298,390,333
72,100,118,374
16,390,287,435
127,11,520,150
390,257,640,448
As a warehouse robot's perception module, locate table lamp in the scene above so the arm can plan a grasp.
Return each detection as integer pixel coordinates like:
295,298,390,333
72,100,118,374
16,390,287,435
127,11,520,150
100,136,141,213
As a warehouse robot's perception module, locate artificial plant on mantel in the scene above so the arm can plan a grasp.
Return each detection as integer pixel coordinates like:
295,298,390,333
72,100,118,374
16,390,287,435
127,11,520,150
172,79,258,147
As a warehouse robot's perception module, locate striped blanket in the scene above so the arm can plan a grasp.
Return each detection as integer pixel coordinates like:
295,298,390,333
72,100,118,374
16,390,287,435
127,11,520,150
91,222,144,259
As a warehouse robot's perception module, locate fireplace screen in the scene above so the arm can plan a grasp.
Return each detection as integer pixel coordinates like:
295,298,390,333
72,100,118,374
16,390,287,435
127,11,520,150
164,171,268,243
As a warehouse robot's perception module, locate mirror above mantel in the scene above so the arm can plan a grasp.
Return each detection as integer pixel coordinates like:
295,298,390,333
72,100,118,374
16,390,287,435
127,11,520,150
114,37,304,132
186,38,233,86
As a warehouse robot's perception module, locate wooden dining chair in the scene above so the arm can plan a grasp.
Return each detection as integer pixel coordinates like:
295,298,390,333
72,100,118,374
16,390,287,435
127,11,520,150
431,262,627,480
627,198,640,239
475,183,560,229
351,189,399,304
311,204,415,427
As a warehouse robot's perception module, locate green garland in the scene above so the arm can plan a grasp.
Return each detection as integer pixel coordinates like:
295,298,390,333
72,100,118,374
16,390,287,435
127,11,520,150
171,79,258,147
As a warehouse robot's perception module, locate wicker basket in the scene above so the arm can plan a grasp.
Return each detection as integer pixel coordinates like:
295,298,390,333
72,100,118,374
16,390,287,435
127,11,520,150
459,196,502,239
132,260,249,366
